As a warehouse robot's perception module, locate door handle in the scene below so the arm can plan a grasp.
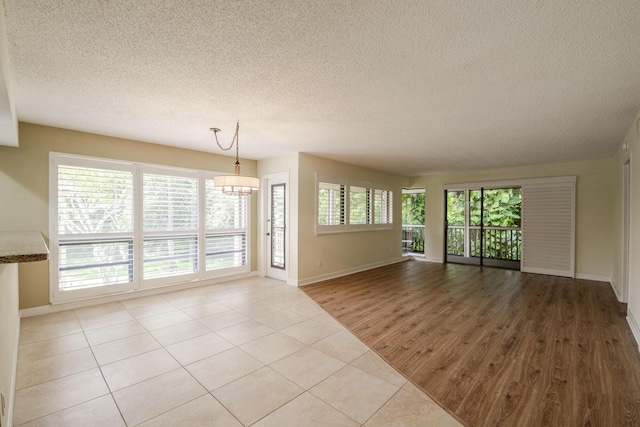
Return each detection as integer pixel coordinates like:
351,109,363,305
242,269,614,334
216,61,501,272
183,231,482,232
266,233,270,236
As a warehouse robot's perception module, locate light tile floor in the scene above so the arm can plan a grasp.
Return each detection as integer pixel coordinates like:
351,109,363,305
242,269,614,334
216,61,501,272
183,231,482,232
13,277,462,426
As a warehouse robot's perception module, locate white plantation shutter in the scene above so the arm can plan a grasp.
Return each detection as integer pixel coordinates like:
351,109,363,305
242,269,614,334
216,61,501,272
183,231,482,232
51,154,252,303
316,174,394,233
374,189,393,226
142,171,199,281
521,177,576,277
317,177,346,232
143,173,199,231
58,166,133,235
205,180,248,270
349,185,371,226
56,163,134,291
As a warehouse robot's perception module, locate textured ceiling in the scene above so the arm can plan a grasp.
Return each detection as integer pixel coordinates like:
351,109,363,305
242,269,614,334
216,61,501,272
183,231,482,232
3,0,640,175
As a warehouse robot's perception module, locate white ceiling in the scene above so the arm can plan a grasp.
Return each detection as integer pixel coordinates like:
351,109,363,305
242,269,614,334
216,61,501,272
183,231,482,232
3,1,640,176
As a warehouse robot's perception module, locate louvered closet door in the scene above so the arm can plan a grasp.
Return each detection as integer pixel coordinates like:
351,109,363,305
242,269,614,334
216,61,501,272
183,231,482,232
521,177,576,278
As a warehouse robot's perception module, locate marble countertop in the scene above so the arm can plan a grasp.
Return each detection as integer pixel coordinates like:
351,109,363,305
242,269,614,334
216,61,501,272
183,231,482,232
0,231,50,263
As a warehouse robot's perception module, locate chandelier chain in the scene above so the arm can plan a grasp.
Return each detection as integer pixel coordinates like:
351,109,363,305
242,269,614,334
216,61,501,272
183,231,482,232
212,121,240,160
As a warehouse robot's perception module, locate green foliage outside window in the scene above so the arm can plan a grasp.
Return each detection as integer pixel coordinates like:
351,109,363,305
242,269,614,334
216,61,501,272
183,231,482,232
402,192,425,252
446,188,521,259
447,188,521,227
402,193,425,225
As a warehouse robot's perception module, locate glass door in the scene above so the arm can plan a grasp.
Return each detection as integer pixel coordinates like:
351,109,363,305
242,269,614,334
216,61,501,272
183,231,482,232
446,187,521,269
270,184,286,270
445,190,470,263
265,173,288,281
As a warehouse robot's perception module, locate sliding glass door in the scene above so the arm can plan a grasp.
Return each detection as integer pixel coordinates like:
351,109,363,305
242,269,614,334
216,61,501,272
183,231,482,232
445,187,521,270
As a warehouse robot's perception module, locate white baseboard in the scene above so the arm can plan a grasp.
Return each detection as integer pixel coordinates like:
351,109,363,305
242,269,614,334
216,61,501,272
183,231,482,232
521,266,574,278
20,271,259,318
296,257,407,287
574,273,612,283
608,278,624,302
403,254,442,263
627,312,640,352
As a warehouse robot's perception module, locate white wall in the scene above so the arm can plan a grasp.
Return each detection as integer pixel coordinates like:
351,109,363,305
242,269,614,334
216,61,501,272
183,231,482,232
0,263,20,427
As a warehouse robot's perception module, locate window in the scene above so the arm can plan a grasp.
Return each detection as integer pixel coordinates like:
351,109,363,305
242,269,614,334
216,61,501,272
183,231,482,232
316,176,347,233
349,185,371,228
50,153,251,303
316,174,393,233
142,170,199,283
56,160,134,293
318,181,345,226
374,189,393,226
205,180,248,270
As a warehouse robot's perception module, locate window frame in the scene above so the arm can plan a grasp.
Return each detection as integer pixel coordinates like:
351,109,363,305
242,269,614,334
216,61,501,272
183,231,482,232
315,174,394,234
347,181,373,231
315,175,347,234
373,187,394,229
49,152,251,304
140,165,201,287
203,174,250,277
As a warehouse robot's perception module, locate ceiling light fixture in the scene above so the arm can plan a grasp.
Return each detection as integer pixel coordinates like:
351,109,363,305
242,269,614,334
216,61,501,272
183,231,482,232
210,120,259,196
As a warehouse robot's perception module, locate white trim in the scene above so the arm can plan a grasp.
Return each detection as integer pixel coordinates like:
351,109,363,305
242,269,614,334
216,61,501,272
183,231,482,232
621,160,631,303
49,153,253,304
574,273,611,283
406,255,443,263
520,266,574,278
21,271,258,318
7,312,20,427
315,174,395,235
402,187,424,194
264,172,290,282
295,257,407,286
443,175,577,191
608,278,623,302
315,174,347,234
627,312,640,352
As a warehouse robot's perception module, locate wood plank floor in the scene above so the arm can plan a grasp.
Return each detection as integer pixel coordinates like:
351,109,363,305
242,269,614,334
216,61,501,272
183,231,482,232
302,260,640,426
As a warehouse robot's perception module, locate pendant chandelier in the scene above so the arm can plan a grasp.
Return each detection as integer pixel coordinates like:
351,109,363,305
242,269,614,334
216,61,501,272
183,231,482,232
210,121,259,196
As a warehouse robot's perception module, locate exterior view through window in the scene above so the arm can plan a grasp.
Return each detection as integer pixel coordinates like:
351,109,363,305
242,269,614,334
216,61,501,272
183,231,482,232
401,189,425,254
51,153,250,303
316,175,393,233
446,187,521,269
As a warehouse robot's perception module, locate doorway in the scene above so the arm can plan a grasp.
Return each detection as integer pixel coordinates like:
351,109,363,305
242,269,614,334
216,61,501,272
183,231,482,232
264,173,288,281
445,187,521,270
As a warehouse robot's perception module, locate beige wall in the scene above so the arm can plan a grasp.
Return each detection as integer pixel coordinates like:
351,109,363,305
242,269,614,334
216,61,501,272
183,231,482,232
0,122,258,309
0,263,19,427
408,158,616,279
297,153,408,284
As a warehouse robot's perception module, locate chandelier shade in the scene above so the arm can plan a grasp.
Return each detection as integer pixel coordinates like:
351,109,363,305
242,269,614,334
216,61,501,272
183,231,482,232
214,166,260,196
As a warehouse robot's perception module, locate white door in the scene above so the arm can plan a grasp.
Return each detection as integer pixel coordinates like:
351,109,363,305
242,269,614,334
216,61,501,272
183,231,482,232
265,173,288,281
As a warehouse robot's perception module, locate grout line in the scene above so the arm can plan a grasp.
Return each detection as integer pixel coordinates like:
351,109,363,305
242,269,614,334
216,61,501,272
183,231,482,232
16,277,444,426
